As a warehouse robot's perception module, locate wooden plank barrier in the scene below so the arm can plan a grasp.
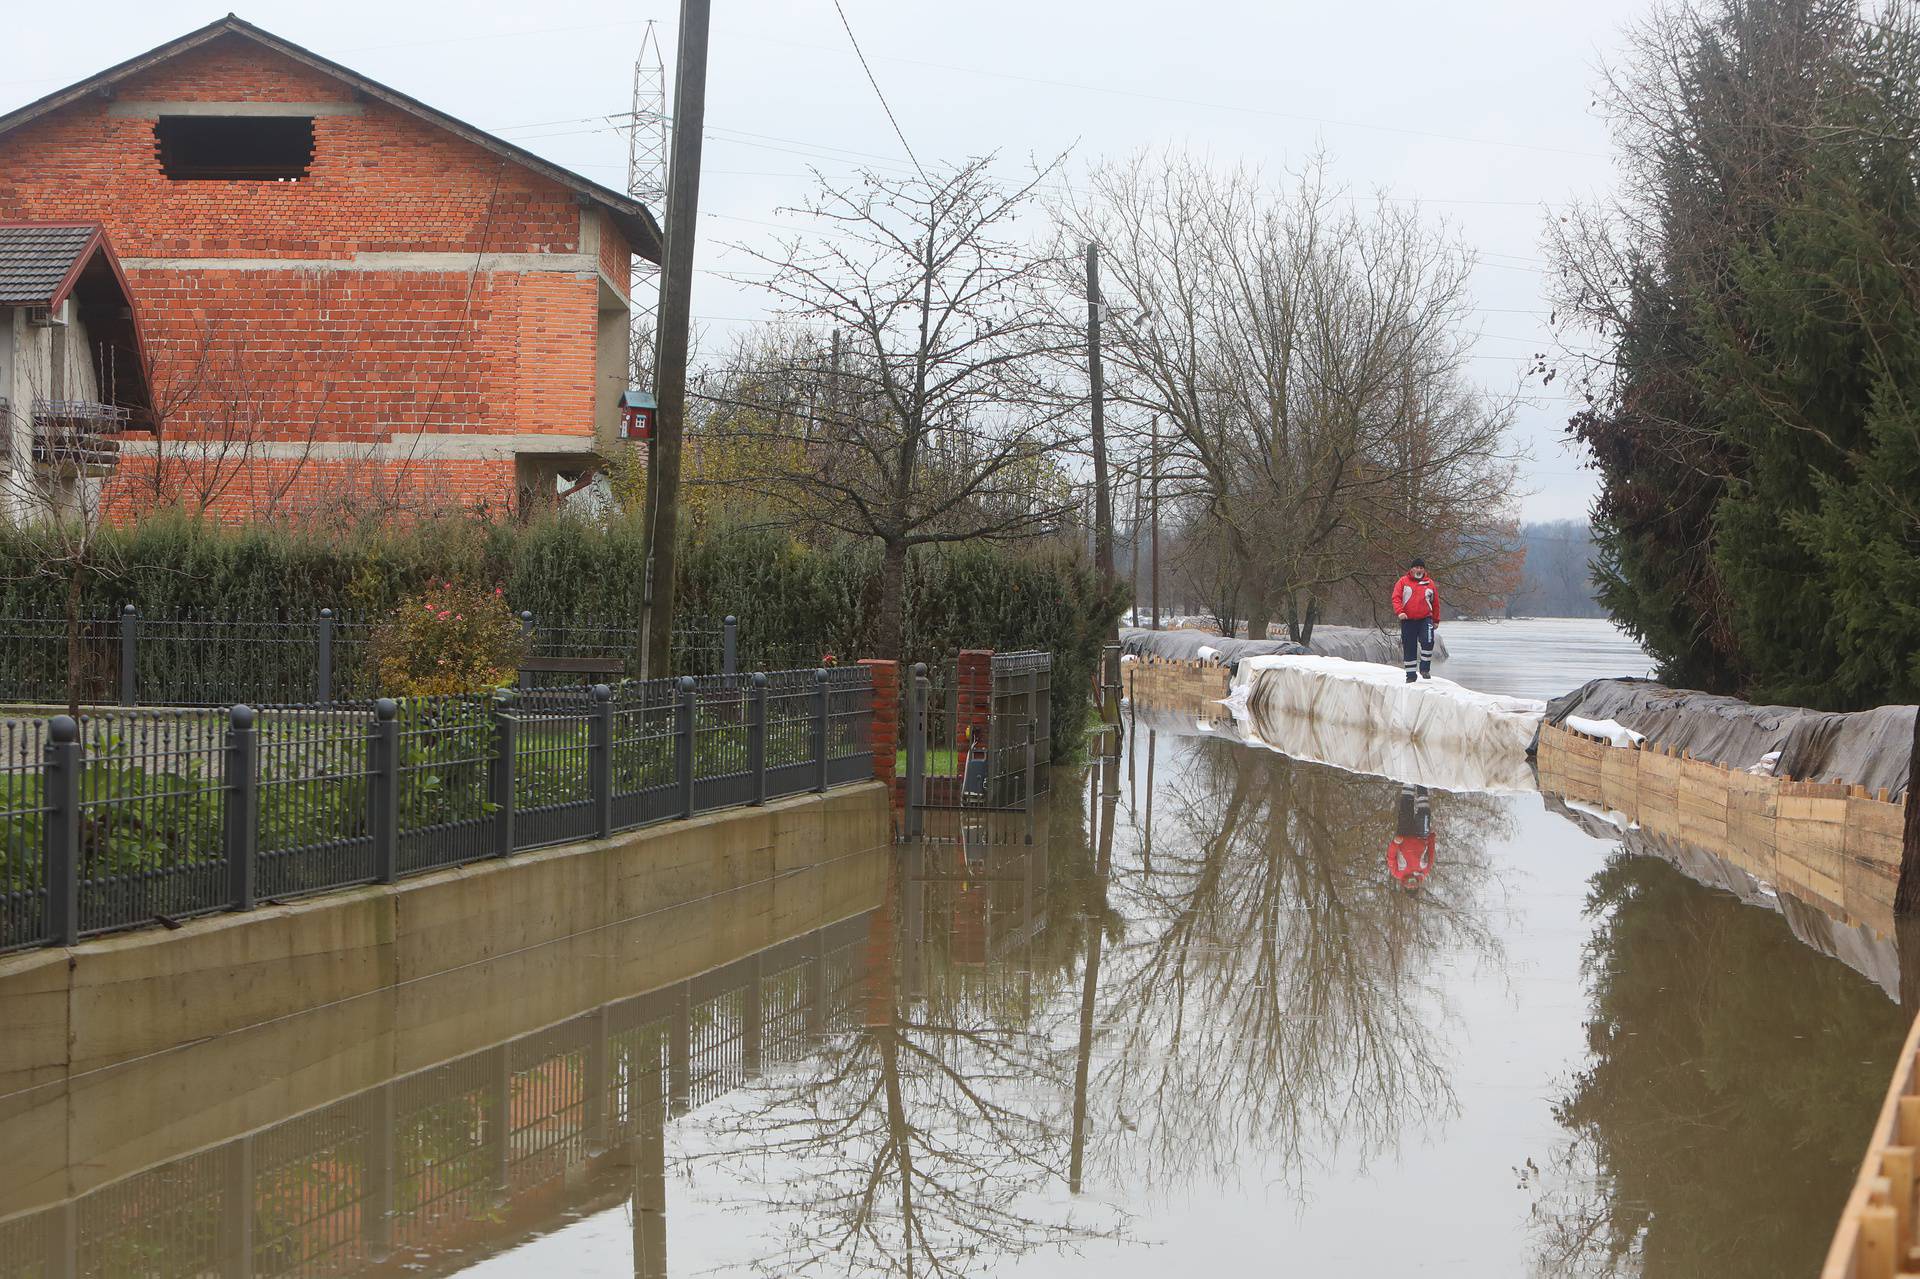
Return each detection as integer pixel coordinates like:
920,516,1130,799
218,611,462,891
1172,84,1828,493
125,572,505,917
1824,1009,1920,1279
1123,654,1232,710
1540,721,1920,1278
1535,722,1907,928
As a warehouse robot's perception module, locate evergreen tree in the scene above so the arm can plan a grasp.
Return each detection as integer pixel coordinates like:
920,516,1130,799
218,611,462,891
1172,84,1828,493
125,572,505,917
1550,0,1920,707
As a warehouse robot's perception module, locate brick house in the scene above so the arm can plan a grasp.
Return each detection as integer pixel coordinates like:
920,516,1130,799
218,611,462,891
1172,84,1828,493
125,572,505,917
0,16,662,520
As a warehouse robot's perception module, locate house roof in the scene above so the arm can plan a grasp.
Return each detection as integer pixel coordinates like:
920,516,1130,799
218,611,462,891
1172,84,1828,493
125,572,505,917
0,15,664,265
0,222,105,307
0,221,152,416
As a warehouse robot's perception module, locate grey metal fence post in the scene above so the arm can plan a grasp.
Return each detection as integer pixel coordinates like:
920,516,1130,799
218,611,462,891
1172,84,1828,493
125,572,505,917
1024,723,1037,846
118,604,138,707
364,1085,396,1259
907,664,927,838
722,615,738,677
749,672,768,805
669,985,692,1117
316,608,335,704
812,668,830,794
225,705,259,911
490,690,517,856
518,611,535,691
590,683,614,838
43,714,80,946
369,698,399,884
675,676,696,819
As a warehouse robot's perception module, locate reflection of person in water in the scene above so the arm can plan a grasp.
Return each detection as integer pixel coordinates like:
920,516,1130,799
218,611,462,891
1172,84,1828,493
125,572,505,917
1388,785,1435,889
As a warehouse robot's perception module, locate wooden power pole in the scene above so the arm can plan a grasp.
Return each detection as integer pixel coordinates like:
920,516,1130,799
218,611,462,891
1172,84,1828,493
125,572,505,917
1150,414,1161,630
1086,243,1121,740
1085,243,1114,581
640,0,711,679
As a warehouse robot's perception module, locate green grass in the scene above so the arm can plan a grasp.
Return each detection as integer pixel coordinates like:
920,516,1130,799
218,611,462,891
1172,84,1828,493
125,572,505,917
894,747,961,776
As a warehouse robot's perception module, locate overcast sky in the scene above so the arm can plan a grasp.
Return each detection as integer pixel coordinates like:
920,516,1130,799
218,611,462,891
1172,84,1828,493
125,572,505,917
3,0,1651,522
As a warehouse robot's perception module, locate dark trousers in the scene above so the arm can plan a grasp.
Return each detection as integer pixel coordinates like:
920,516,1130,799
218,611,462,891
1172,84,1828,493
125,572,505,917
1400,618,1435,677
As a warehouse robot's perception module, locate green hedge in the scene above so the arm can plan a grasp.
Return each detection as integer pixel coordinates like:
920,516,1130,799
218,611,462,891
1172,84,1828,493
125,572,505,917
0,514,1124,760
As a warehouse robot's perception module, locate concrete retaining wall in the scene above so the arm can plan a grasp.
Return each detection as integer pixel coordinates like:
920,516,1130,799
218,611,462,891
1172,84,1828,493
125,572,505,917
0,781,893,1204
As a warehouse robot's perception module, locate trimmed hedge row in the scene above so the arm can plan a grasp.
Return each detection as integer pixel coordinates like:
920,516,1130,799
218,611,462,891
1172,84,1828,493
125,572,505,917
0,514,1125,760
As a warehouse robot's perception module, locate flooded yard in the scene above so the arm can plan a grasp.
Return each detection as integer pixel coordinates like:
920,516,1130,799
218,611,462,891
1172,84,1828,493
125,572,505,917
1,620,1906,1277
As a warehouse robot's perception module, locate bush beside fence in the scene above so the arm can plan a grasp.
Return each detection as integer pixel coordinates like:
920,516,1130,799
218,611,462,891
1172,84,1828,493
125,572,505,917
0,517,1124,762
0,667,874,953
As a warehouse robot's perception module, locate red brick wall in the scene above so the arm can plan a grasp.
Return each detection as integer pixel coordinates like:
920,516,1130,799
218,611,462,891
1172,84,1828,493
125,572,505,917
105,455,521,521
858,659,899,797
956,651,993,751
0,33,623,520
598,222,632,299
0,41,583,258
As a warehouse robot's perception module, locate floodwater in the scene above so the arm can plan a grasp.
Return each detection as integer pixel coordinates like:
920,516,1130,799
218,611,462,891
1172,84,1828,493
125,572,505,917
1,619,1910,1277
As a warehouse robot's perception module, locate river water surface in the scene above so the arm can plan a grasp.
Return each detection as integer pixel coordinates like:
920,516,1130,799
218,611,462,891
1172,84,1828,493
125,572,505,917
2,619,1908,1277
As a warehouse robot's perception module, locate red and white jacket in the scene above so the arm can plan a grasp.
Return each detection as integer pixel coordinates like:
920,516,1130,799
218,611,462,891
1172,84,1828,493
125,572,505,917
1391,572,1441,622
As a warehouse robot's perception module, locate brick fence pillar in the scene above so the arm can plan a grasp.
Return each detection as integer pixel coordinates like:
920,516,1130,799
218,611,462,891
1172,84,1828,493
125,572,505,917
858,659,902,820
957,649,994,753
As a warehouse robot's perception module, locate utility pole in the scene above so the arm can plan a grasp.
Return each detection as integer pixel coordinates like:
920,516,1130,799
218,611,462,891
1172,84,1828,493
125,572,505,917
1085,244,1114,581
1129,474,1141,626
1150,414,1161,630
624,22,668,373
1086,243,1120,741
640,0,711,680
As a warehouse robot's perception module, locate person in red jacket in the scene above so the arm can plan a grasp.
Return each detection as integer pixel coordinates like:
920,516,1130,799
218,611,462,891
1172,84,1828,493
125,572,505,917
1387,785,1435,889
1390,557,1440,682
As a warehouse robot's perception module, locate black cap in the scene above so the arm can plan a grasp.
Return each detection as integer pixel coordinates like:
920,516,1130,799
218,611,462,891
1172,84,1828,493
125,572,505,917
1410,557,1425,568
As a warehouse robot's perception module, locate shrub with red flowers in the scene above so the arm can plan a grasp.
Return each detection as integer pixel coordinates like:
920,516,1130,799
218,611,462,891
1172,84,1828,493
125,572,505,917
371,581,528,696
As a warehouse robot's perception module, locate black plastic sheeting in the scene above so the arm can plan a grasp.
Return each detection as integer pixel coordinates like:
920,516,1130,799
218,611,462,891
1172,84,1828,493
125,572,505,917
1119,625,1447,669
1543,677,1916,800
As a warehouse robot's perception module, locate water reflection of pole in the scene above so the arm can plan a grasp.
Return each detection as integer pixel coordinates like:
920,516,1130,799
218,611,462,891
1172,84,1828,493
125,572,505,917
1143,728,1156,876
632,1055,668,1279
1070,753,1121,1194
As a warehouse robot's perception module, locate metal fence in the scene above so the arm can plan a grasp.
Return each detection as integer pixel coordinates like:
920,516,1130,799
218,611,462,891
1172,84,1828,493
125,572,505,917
900,651,1051,838
0,608,822,707
0,666,875,953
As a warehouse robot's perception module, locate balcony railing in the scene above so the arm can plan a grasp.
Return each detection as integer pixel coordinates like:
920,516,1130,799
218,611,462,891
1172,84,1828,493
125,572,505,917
30,398,130,472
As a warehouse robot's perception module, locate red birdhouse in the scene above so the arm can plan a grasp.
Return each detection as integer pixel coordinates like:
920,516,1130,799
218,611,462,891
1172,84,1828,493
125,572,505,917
619,389,656,441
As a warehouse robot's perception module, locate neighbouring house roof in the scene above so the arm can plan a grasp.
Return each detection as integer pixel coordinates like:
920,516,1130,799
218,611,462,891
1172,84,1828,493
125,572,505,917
0,221,110,307
0,220,151,418
0,15,664,265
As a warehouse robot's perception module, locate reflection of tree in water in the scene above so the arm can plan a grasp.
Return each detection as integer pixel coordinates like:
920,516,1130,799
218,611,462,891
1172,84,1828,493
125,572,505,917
1083,738,1512,1198
691,806,1124,1277
1524,855,1910,1277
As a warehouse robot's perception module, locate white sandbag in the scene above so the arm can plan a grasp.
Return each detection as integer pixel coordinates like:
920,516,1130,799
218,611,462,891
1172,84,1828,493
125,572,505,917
1562,715,1645,748
1230,655,1546,793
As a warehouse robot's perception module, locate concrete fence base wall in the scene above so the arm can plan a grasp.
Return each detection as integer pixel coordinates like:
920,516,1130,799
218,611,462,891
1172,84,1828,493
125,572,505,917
0,782,893,1209
1537,722,1908,934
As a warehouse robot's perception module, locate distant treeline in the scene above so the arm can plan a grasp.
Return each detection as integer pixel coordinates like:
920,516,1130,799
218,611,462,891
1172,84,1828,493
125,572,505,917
1508,521,1606,619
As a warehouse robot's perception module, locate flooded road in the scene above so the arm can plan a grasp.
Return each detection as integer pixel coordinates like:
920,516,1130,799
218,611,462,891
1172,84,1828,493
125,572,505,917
1,620,1908,1277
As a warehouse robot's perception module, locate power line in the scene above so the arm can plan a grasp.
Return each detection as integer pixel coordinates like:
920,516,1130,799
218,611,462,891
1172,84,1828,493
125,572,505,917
828,0,927,182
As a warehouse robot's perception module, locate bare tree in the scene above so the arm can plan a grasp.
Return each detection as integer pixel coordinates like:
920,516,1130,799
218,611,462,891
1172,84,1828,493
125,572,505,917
1056,152,1520,641
713,157,1081,658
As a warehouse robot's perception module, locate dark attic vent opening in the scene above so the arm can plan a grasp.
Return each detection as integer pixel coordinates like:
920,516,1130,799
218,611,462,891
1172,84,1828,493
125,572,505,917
154,115,314,181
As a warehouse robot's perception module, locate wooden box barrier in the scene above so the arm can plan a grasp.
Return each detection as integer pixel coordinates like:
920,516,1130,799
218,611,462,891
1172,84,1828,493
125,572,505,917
1536,722,1907,929
1825,1011,1920,1279
1123,655,1232,709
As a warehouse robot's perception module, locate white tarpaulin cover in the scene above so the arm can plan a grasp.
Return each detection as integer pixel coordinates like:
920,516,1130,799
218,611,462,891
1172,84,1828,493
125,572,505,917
1225,654,1545,793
